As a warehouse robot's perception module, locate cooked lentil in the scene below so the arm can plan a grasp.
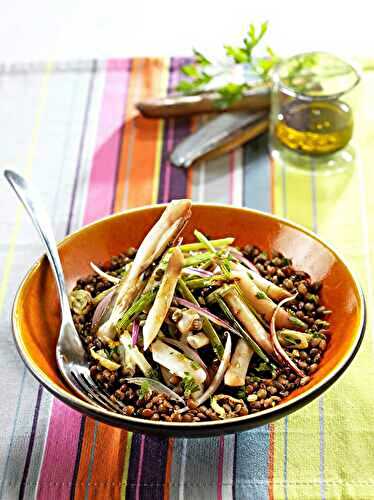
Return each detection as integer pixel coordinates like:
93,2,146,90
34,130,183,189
71,243,330,422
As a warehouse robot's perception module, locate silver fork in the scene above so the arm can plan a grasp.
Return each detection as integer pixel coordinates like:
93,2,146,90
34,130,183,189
4,169,125,415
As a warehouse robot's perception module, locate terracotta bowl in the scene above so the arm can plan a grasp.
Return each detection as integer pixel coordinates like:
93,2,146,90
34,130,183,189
12,204,365,437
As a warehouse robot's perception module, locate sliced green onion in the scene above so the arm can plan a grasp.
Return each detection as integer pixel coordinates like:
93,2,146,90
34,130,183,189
288,315,308,329
216,297,270,363
186,275,227,290
117,288,158,330
193,229,217,253
177,237,235,253
205,284,236,304
183,252,214,267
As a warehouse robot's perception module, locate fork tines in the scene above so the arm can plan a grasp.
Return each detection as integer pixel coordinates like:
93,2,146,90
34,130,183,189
71,371,126,414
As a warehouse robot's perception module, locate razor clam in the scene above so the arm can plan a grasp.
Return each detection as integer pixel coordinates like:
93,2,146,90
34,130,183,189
170,111,268,169
137,85,270,118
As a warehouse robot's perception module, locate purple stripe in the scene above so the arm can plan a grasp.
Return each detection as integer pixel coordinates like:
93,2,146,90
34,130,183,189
18,385,43,499
125,436,170,500
126,433,143,499
168,114,190,200
158,57,192,203
137,437,170,500
135,435,146,500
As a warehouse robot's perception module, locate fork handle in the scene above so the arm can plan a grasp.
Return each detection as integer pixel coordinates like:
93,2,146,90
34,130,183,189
4,169,71,315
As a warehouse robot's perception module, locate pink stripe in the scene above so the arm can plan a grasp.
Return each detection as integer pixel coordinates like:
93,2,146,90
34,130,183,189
228,151,235,205
37,59,131,499
216,436,225,500
135,435,146,500
37,403,82,499
84,59,131,224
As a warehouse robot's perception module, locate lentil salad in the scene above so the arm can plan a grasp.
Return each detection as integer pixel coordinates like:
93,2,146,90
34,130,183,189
69,200,330,422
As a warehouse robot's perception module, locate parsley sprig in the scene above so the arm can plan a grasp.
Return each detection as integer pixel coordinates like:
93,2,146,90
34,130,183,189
176,22,279,109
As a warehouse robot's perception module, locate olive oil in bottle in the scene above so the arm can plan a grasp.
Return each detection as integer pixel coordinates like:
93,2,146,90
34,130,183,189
275,100,353,155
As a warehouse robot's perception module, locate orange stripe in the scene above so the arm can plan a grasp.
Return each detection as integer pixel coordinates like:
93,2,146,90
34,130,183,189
114,58,167,211
87,425,127,500
73,418,96,499
125,58,168,208
186,166,193,199
163,438,174,500
113,58,143,212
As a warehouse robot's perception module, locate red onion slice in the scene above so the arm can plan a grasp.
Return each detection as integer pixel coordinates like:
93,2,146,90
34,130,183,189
91,287,117,333
270,294,304,377
182,267,214,278
131,318,140,347
174,297,240,337
229,248,259,273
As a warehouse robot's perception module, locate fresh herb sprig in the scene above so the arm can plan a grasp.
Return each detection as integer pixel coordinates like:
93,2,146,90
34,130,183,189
176,22,279,109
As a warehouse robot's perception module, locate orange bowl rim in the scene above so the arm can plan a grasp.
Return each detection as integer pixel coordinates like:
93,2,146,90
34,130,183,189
11,202,366,429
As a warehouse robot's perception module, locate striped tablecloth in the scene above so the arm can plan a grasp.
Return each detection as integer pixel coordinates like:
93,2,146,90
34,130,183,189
1,58,374,500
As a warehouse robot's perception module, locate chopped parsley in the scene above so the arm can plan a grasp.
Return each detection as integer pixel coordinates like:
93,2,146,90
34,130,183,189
139,380,151,399
148,368,160,380
181,373,199,398
237,387,246,399
254,362,277,378
191,361,200,371
256,291,267,300
176,352,187,362
306,293,319,303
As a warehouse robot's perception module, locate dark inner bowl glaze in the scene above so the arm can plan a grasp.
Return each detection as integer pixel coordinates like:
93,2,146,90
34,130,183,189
12,204,365,437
